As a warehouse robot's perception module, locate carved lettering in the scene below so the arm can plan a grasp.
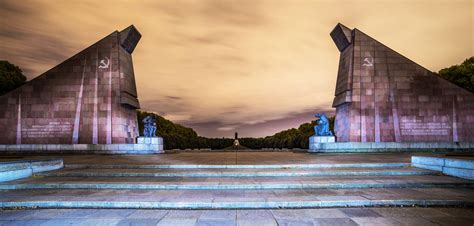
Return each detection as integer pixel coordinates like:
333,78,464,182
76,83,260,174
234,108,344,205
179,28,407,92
22,122,72,138
400,118,450,136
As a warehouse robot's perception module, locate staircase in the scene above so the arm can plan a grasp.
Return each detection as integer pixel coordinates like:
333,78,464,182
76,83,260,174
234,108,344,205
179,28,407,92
1,160,474,209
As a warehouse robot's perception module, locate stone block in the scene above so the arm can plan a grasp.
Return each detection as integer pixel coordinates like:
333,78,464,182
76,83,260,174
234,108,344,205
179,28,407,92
137,137,163,145
334,142,353,149
309,136,335,144
443,167,474,180
412,163,443,172
411,156,444,166
0,159,63,182
445,159,474,170
30,159,64,173
370,142,386,149
0,168,32,182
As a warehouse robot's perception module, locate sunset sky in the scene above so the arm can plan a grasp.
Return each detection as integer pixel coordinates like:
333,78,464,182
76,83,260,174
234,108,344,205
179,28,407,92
0,0,472,137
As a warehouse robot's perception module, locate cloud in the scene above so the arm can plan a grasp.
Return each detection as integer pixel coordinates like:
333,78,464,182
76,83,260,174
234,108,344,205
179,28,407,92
163,114,192,123
165,96,182,100
217,126,238,131
0,0,472,137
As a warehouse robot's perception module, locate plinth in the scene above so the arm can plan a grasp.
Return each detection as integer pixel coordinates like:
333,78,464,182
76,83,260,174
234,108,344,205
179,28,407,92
136,137,164,153
309,135,335,150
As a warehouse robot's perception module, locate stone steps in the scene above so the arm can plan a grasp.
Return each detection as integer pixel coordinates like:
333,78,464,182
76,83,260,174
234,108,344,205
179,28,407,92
2,160,474,209
65,162,410,169
1,174,472,190
1,187,473,209
36,166,435,178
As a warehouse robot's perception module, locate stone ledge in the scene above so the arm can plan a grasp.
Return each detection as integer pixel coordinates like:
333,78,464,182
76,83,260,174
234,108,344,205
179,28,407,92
0,159,63,182
0,144,164,154
38,168,436,178
65,162,410,169
2,181,473,190
137,137,163,145
411,156,474,180
309,142,474,153
0,199,472,209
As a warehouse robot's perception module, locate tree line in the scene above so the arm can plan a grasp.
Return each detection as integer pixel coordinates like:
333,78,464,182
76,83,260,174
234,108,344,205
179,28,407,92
138,110,334,150
137,111,233,149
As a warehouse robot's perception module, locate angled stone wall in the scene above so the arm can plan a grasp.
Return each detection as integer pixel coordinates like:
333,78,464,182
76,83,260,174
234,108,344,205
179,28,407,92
331,23,474,142
0,25,141,144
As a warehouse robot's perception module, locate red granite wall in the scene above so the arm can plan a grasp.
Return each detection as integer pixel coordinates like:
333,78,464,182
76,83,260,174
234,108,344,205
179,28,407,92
331,23,474,142
0,25,141,144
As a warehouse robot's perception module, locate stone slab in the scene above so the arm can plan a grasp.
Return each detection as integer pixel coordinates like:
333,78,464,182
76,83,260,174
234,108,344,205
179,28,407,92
309,136,336,143
37,167,435,178
411,156,474,180
0,208,472,225
309,142,474,153
0,199,472,210
0,144,164,154
66,162,410,169
0,159,63,182
1,177,472,190
443,167,474,180
137,137,163,145
412,163,443,172
445,158,474,169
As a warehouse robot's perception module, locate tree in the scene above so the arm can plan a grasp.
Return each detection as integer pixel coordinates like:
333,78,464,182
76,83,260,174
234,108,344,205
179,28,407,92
137,111,233,149
437,57,474,93
0,61,27,96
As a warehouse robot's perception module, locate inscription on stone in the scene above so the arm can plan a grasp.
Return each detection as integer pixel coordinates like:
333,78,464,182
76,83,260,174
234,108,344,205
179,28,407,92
400,118,450,136
22,122,72,138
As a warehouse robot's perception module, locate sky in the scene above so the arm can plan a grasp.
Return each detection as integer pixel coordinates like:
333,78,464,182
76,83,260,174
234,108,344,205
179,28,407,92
0,0,472,138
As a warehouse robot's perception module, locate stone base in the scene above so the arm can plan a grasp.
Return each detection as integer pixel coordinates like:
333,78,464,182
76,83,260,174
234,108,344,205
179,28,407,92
309,142,474,153
0,143,164,154
0,159,63,182
412,156,474,180
309,136,335,150
137,137,163,145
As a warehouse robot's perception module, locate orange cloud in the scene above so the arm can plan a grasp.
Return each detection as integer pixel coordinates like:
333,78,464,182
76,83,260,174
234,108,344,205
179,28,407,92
0,0,472,137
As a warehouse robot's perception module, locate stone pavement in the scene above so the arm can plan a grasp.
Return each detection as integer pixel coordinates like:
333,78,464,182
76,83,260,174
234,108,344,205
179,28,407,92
1,152,417,165
1,207,474,225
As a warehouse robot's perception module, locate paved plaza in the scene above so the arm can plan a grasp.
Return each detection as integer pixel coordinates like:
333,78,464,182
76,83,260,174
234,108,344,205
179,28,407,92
2,207,474,226
0,152,422,165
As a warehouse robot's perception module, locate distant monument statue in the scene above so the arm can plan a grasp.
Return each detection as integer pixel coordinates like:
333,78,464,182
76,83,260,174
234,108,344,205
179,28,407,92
233,132,240,149
142,116,157,137
314,113,333,136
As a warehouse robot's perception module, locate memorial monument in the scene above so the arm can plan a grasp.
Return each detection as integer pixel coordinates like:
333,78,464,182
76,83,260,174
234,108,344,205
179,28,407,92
233,132,240,149
0,25,163,153
330,23,474,143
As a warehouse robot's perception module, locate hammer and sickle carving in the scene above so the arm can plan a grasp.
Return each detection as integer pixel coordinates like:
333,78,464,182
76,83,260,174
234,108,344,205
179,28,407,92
98,57,110,69
362,57,374,67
